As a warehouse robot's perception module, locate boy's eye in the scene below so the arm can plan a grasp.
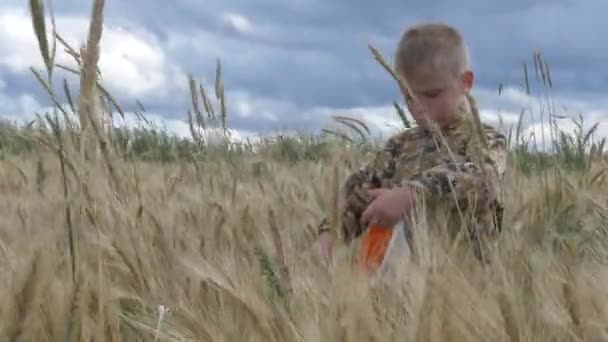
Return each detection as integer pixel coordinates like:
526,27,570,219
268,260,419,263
423,91,441,98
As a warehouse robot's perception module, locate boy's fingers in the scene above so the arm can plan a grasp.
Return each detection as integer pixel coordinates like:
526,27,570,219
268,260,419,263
363,216,377,228
360,204,373,227
360,210,369,227
361,206,384,228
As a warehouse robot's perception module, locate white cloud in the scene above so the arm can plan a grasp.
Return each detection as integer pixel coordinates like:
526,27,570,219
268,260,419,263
518,122,605,159
111,111,249,144
308,104,524,140
523,119,608,152
310,104,403,137
220,12,253,35
0,90,252,145
0,8,64,71
471,86,608,151
0,91,48,122
310,86,608,145
0,6,183,99
96,27,171,98
228,90,285,122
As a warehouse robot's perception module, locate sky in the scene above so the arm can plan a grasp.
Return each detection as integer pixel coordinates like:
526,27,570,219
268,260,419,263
0,0,607,146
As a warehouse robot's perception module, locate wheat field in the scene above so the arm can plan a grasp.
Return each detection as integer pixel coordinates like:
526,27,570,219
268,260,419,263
1,1,608,341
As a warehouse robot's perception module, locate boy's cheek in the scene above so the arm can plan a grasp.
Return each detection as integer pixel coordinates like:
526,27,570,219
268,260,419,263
408,104,430,119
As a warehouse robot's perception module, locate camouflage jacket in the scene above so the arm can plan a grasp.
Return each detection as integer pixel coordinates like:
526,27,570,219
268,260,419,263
319,109,508,261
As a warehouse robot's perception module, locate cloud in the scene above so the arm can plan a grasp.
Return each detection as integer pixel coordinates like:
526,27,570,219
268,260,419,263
0,0,606,144
112,111,252,144
0,6,186,102
0,92,47,123
220,12,254,35
524,119,608,153
96,27,178,98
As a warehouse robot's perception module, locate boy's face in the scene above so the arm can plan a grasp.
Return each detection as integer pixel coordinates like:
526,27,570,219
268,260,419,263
401,64,473,130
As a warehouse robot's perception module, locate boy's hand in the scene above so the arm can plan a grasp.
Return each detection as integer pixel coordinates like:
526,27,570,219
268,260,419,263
360,186,415,228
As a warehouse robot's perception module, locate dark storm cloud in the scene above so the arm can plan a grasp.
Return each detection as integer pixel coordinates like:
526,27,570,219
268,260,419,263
0,0,606,135
138,0,607,107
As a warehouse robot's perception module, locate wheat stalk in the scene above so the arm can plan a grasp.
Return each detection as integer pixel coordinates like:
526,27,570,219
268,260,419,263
78,0,105,161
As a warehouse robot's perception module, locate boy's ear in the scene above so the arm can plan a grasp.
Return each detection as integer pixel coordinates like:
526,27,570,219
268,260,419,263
462,70,474,92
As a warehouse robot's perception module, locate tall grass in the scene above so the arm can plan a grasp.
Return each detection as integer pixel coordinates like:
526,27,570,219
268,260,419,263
0,1,607,341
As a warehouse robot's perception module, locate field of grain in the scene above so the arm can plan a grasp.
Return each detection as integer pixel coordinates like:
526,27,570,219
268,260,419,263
1,1,608,341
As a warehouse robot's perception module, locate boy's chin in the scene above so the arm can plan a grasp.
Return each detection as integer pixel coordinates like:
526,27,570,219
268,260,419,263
413,117,434,129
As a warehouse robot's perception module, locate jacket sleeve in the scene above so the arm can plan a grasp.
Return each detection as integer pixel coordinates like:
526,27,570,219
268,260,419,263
317,135,402,242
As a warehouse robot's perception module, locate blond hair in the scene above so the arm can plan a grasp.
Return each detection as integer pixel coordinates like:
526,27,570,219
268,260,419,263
394,22,470,79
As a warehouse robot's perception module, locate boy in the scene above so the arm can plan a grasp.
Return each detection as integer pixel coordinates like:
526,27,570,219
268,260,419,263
315,22,507,264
